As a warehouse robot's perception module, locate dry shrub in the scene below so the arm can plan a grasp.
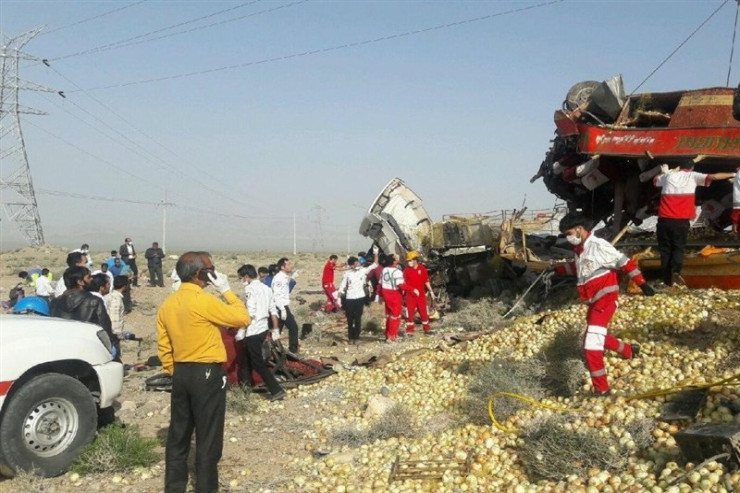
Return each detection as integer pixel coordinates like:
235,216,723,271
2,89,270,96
362,317,383,334
227,384,256,414
70,423,159,474
519,415,625,481
440,298,509,332
624,418,656,450
0,470,50,492
331,404,416,447
539,329,587,397
330,426,368,448
366,404,416,442
462,357,545,425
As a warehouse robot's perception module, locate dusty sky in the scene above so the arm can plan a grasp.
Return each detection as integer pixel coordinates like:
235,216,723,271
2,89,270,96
1,0,738,252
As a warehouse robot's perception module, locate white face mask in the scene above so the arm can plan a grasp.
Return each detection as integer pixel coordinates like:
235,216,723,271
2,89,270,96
566,234,582,246
241,280,250,287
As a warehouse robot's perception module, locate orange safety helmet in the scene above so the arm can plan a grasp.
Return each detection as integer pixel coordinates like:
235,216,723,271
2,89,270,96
406,250,420,261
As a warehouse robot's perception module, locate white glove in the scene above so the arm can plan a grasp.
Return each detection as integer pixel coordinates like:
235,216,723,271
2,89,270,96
413,288,420,296
660,163,669,174
234,328,246,341
270,328,280,340
372,245,379,255
292,270,300,279
207,271,231,294
280,307,287,321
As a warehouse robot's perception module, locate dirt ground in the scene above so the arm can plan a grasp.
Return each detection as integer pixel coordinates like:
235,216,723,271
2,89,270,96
0,246,446,493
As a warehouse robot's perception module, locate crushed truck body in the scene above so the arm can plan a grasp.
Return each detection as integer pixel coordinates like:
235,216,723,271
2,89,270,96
530,75,740,232
359,178,565,300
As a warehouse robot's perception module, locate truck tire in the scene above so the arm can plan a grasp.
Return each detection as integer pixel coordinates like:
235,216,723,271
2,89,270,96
0,373,97,477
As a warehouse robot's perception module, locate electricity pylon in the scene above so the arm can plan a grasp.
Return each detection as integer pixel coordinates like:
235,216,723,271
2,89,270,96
0,28,55,246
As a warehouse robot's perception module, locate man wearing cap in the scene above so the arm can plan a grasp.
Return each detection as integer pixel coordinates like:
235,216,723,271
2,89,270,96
653,162,733,286
403,251,435,336
555,213,655,396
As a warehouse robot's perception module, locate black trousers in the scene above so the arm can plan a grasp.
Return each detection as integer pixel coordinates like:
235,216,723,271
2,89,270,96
126,258,139,286
344,298,365,341
149,264,164,287
165,362,226,493
243,331,283,395
123,287,133,313
656,217,690,285
278,306,299,353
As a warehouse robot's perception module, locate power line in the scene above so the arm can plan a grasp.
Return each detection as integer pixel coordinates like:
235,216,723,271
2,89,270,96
39,1,149,37
37,69,253,210
49,1,265,61
21,117,163,191
631,0,730,94
43,65,263,212
68,0,564,92
726,0,740,86
36,187,306,221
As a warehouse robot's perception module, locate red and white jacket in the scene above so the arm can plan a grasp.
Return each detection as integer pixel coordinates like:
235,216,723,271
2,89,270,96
654,170,710,220
555,233,645,304
377,266,410,299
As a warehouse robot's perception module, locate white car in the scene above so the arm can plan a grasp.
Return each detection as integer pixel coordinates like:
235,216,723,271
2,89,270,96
0,314,124,477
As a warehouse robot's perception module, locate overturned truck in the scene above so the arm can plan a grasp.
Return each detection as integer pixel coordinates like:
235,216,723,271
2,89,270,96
359,177,563,300
530,75,740,231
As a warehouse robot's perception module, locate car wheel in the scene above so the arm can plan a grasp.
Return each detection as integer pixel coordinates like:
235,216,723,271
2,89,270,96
0,373,97,477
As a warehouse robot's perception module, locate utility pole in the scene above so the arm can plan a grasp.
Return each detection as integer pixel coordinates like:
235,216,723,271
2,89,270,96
0,28,57,246
159,190,173,252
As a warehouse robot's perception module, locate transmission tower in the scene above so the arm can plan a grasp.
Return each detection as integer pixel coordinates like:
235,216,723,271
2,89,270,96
0,28,55,246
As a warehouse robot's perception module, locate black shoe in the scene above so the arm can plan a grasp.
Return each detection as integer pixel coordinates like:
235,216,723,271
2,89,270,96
631,344,640,358
593,390,612,397
268,390,286,401
423,330,436,336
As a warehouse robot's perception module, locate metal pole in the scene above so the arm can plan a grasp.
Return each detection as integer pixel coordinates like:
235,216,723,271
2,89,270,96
162,190,167,252
293,213,297,255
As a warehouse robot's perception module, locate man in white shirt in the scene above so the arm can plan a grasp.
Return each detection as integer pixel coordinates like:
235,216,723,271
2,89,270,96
237,264,285,401
338,247,378,345
271,257,299,353
55,251,88,298
34,268,55,300
92,263,115,293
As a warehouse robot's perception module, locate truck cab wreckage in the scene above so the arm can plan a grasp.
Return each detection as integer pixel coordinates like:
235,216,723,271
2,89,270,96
359,177,565,305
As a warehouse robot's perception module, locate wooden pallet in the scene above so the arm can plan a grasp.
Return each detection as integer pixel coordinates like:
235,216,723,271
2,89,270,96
388,454,471,482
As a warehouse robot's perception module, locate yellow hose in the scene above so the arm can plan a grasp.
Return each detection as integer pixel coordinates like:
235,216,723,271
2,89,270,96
488,371,740,434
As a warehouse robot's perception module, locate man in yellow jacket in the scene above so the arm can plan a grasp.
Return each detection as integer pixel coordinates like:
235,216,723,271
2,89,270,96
157,251,250,493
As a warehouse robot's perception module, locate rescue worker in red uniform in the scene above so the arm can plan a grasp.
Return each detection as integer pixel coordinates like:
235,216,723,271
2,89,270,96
403,251,435,335
555,213,655,396
377,254,410,342
321,255,345,313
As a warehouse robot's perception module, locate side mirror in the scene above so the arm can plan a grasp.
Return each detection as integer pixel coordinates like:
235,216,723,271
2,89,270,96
734,82,740,121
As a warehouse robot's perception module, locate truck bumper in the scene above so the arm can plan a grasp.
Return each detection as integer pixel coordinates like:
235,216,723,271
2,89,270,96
94,361,124,408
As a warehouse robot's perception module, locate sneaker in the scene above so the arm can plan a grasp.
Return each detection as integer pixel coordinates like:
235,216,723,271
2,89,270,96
405,332,415,338
631,343,640,358
423,330,436,336
268,390,286,402
385,339,397,344
593,390,612,397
